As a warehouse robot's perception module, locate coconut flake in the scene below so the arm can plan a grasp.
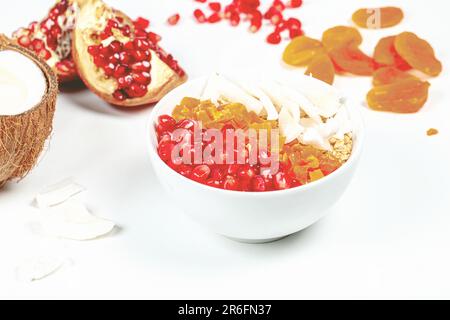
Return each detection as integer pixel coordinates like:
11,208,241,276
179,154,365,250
299,127,332,151
41,200,115,241
259,80,301,122
16,256,65,282
36,178,86,208
226,76,279,120
202,73,265,114
279,107,303,143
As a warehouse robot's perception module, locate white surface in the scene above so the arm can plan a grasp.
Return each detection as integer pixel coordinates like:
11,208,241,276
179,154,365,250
0,50,46,115
0,0,449,299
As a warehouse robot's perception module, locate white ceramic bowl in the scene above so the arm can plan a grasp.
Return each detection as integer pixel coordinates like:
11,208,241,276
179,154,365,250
147,74,364,243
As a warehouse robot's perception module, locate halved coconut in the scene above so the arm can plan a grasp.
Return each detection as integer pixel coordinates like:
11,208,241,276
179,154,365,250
72,0,187,107
0,35,57,188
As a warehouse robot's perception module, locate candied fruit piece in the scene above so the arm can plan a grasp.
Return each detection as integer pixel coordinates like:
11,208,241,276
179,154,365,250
427,128,439,136
180,97,201,108
394,32,442,77
374,36,411,71
352,7,404,29
309,169,324,182
322,26,362,50
305,53,335,85
282,36,325,67
367,79,430,113
328,46,375,76
372,67,417,86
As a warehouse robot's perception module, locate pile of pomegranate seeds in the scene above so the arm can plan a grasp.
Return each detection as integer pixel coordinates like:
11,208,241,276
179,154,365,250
87,17,185,101
190,0,304,44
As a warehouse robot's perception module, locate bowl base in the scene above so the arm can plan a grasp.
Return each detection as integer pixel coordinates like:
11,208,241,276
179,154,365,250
226,235,289,244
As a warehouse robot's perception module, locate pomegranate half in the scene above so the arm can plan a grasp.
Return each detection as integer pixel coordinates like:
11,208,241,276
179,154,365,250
12,0,79,83
72,0,187,107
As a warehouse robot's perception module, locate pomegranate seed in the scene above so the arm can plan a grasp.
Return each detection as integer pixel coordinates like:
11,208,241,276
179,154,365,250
131,50,147,61
113,90,126,101
264,7,278,19
134,39,150,50
209,2,221,12
38,49,51,60
117,75,133,89
270,11,283,25
131,61,151,72
31,39,44,51
107,19,119,30
229,12,241,26
98,44,111,56
167,13,180,26
195,0,207,3
223,175,239,191
191,165,211,182
286,17,302,30
211,169,225,181
134,17,150,30
158,115,177,132
119,51,132,64
18,36,31,47
194,9,207,23
132,72,151,85
272,0,286,12
113,65,127,78
238,165,256,180
158,141,175,161
273,172,291,190
289,28,304,39
108,53,120,64
207,179,222,188
109,40,123,53
251,176,266,192
126,83,147,98
147,32,162,44
176,119,196,130
208,12,222,24
266,32,281,44
88,45,99,55
178,165,192,177
93,55,107,67
104,63,116,76
288,0,303,8
122,25,131,36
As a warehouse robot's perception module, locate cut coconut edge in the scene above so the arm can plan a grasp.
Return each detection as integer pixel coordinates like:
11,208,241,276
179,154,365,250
72,0,187,107
0,34,58,187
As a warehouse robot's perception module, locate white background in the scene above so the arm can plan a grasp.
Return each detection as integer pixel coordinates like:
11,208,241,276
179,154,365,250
0,0,449,299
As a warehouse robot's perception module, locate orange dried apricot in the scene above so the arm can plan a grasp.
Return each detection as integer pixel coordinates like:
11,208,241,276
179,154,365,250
352,7,404,29
394,32,442,77
328,46,375,76
367,79,430,113
305,53,335,85
282,36,325,67
374,36,411,71
322,26,362,50
372,67,417,86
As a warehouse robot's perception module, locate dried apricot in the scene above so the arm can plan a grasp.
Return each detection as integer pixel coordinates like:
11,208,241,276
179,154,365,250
282,36,325,67
322,26,362,49
394,32,442,77
367,79,430,113
352,7,403,29
305,53,335,85
372,67,417,86
374,36,411,71
328,46,375,76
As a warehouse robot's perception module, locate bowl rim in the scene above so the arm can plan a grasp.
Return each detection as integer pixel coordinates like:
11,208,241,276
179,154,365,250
146,75,365,198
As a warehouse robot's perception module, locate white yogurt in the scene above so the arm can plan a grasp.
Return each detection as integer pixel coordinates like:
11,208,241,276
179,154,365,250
0,50,47,116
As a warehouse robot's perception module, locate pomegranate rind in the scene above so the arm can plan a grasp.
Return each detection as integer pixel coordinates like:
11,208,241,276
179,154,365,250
366,79,430,113
394,32,442,77
352,7,404,29
72,0,187,107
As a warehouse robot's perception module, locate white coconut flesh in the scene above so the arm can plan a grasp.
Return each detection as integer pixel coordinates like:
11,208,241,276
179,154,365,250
0,50,47,116
200,73,353,150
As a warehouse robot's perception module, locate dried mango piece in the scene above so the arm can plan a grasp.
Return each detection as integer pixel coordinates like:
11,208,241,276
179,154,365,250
322,26,362,50
282,36,325,67
305,53,335,85
352,7,404,29
367,79,430,113
394,32,442,77
372,67,417,86
328,46,375,76
309,169,325,182
374,36,411,71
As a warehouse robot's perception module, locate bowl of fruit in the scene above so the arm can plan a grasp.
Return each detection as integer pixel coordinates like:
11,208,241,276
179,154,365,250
147,72,364,243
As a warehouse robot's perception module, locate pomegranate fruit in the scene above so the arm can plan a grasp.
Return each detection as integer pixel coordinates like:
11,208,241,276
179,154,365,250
12,0,79,83
72,0,187,107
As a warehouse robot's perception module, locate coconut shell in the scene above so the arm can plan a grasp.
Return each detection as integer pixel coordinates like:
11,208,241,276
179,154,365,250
0,34,58,188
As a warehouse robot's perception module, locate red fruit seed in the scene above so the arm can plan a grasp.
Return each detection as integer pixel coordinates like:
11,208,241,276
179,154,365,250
266,32,281,44
194,9,207,23
167,13,180,26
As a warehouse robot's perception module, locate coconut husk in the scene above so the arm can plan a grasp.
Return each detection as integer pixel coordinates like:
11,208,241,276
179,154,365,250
0,34,58,188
